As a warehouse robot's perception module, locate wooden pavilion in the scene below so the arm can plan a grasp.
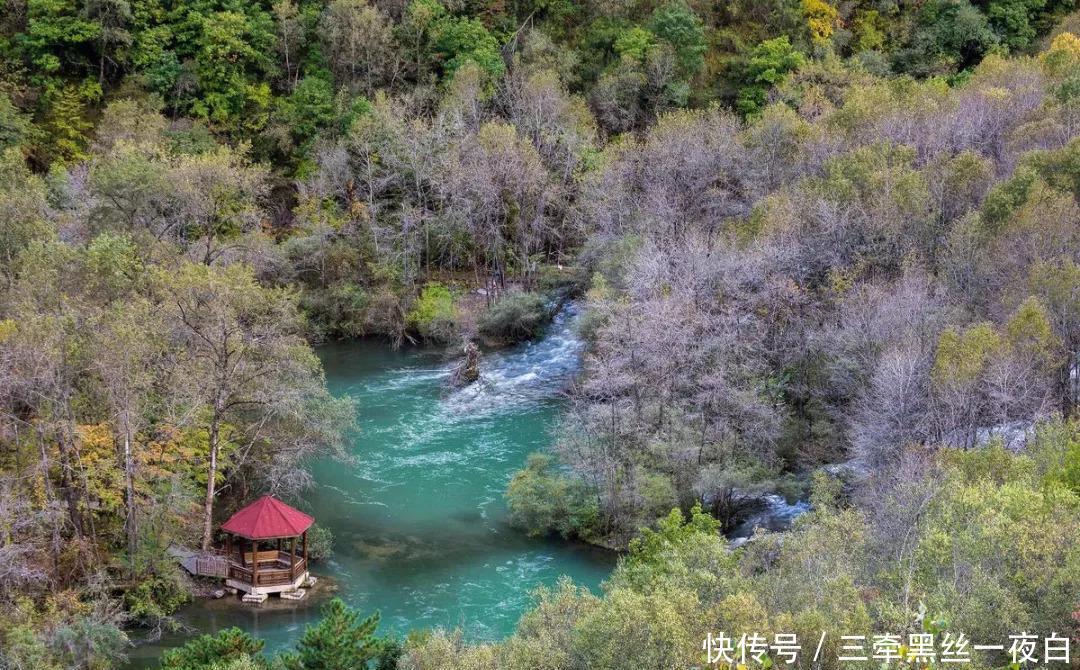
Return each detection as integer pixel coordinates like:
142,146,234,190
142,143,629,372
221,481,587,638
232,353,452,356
220,495,313,596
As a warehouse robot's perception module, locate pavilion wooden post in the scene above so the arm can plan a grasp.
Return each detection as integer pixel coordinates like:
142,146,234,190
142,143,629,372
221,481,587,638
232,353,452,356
252,538,259,586
302,531,308,564
290,536,297,579
225,533,231,561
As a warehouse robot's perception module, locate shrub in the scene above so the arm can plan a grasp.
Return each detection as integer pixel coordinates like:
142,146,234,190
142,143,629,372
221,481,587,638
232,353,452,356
305,524,334,561
123,569,191,626
506,453,599,539
477,292,552,344
406,283,458,343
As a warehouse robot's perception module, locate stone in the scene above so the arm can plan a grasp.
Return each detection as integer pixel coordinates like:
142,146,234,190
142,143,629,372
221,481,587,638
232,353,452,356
241,592,268,604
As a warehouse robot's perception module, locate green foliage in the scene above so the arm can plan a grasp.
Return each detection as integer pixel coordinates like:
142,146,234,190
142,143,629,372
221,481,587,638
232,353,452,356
1027,136,1080,203
49,615,130,670
305,523,335,561
648,2,708,75
37,85,94,164
406,282,458,343
275,76,336,154
0,148,51,276
123,568,191,627
160,628,266,670
433,16,504,81
625,504,719,568
0,94,33,152
981,164,1038,229
933,322,1001,386
1004,296,1060,372
86,232,143,298
1029,417,1080,493
987,0,1047,50
477,291,552,343
190,8,276,135
899,0,999,75
506,453,599,539
737,36,805,117
20,0,101,75
612,26,655,63
0,624,63,670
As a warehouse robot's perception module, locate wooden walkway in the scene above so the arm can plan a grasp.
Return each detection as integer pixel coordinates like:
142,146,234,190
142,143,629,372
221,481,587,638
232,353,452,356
168,544,229,578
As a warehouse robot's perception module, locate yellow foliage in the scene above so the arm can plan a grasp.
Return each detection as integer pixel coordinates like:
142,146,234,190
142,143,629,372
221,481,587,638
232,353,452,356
1041,32,1080,78
802,0,838,45
1005,296,1061,373
933,323,1002,387
0,319,15,343
75,423,124,513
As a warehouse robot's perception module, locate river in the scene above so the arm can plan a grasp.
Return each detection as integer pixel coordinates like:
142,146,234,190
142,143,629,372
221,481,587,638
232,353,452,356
126,306,616,667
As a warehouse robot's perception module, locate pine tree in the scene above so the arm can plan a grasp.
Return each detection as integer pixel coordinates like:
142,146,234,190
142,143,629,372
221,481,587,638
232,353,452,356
159,628,265,670
279,598,391,670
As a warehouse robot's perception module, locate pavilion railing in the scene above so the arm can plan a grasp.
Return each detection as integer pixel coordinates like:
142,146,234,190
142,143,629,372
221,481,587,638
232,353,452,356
226,551,307,587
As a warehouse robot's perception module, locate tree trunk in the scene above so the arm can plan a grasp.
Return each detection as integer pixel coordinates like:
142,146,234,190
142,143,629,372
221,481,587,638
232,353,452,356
123,424,138,563
58,437,84,537
201,413,221,552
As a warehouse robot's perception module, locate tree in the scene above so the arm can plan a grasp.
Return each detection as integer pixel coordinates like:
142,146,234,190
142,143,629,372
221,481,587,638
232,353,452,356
737,36,804,117
649,3,706,77
898,0,998,76
85,237,162,562
84,0,132,84
802,0,838,46
432,16,504,82
405,282,457,343
0,94,33,152
320,0,398,95
190,8,276,136
272,0,303,90
273,76,336,158
0,148,51,282
443,121,553,282
987,0,1046,50
1029,260,1080,413
279,598,395,670
19,0,101,78
160,262,352,550
399,0,445,82
160,628,265,670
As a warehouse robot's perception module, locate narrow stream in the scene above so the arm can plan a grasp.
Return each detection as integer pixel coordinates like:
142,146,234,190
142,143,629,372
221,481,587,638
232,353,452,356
126,307,615,667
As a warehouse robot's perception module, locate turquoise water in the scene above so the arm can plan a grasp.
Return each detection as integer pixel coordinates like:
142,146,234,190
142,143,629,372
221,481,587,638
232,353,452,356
126,308,615,667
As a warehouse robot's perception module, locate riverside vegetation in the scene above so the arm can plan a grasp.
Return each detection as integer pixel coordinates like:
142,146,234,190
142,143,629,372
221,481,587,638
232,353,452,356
2,0,1080,667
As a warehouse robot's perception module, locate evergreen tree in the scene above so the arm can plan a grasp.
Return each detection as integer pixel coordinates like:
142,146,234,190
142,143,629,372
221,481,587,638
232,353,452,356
159,628,265,670
279,598,396,670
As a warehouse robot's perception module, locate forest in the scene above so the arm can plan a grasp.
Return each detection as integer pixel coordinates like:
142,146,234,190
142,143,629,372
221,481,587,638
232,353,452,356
1,0,1080,666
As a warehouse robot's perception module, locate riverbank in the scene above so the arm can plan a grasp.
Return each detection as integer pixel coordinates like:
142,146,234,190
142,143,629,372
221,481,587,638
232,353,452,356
127,306,616,666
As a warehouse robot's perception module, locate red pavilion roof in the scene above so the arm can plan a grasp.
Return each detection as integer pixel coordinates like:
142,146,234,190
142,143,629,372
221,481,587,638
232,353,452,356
220,495,314,540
